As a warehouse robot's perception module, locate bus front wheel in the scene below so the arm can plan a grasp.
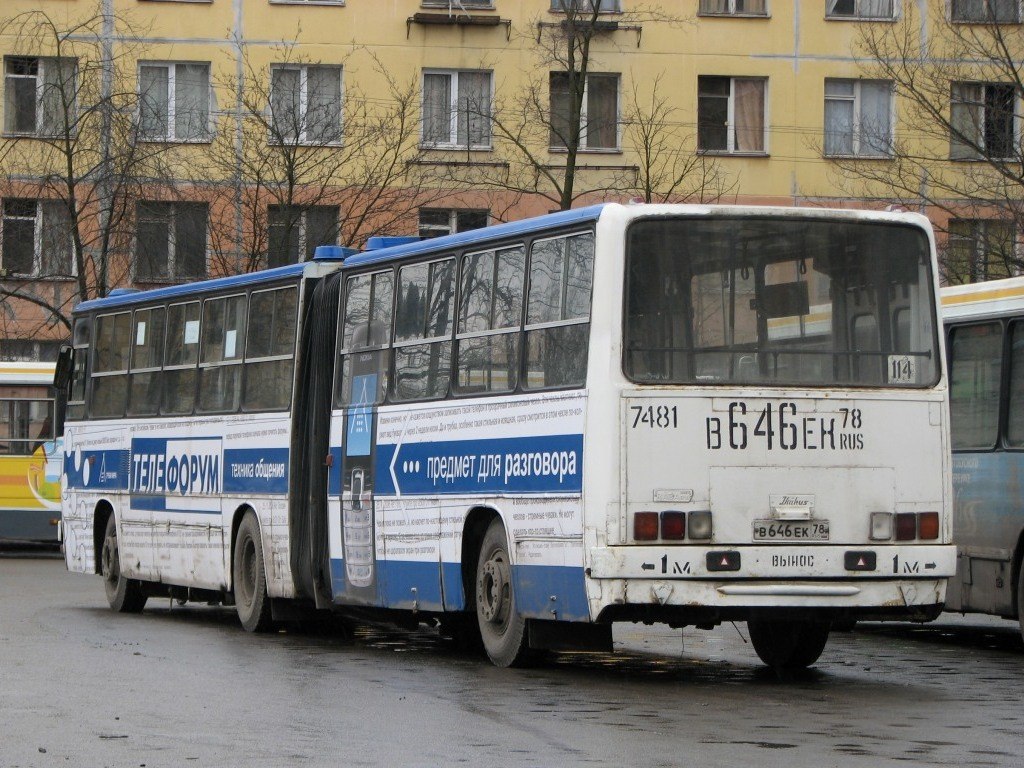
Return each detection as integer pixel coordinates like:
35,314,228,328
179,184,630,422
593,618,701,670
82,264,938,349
101,515,147,613
747,618,830,671
476,520,531,667
233,511,273,632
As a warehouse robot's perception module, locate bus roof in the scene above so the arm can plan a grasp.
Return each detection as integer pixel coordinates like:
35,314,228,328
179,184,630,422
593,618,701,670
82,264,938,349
941,276,1024,322
0,361,56,387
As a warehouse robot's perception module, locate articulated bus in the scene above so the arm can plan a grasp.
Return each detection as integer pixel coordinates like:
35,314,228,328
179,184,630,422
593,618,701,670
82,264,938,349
0,362,61,543
942,276,1024,640
58,203,955,669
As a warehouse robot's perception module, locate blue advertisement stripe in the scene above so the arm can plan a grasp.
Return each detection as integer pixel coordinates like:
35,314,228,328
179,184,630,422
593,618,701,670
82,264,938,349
376,434,584,496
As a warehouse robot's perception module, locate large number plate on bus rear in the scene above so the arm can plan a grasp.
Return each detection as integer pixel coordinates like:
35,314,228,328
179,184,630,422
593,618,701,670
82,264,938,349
752,520,830,541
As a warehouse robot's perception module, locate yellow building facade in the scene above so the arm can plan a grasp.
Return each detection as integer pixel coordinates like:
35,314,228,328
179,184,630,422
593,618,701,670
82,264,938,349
0,0,1018,356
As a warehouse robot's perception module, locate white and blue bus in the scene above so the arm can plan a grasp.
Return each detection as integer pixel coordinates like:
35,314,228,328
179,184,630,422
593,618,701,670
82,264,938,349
942,276,1024,640
58,203,956,669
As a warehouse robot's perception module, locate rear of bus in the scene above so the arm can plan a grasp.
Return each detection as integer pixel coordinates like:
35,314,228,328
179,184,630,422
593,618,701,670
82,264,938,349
585,205,955,669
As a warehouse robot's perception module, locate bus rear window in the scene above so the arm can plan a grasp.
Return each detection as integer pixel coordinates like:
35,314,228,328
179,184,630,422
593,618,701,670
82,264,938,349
623,217,939,388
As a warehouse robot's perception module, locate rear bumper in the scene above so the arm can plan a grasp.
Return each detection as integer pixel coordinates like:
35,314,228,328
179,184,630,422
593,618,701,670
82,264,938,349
588,544,956,580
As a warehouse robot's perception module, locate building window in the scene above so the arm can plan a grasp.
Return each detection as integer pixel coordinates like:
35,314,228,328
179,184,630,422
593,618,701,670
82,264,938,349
946,219,1017,282
826,0,895,18
267,205,339,268
135,201,208,282
423,0,492,6
951,82,1015,160
138,62,210,141
270,65,342,144
550,0,622,11
422,70,492,149
4,57,76,137
699,0,768,15
697,76,766,153
418,208,488,238
550,72,619,150
824,79,892,157
0,198,73,277
951,0,1020,22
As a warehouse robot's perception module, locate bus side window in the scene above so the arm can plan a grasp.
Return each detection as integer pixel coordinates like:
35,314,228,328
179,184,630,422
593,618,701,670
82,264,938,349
455,245,524,394
524,232,594,390
127,306,166,417
338,271,393,407
163,301,201,416
198,294,248,414
392,258,454,402
1006,321,1024,447
949,322,1003,450
243,286,298,411
67,317,91,421
91,311,132,418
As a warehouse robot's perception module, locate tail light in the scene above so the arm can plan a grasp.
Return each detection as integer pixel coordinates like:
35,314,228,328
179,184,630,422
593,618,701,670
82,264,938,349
632,511,712,542
917,512,940,540
873,512,939,542
895,513,918,541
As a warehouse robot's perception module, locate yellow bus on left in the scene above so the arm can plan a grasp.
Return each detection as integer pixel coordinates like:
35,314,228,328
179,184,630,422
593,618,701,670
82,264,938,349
0,362,61,544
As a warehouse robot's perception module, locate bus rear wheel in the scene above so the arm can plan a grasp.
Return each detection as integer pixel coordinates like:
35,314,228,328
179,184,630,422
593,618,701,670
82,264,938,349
101,515,147,613
747,618,830,671
476,520,531,667
233,511,273,632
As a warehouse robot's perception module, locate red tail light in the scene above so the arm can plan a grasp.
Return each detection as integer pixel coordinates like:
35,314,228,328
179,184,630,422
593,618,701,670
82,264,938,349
634,512,659,541
917,512,939,540
895,513,917,541
660,511,685,540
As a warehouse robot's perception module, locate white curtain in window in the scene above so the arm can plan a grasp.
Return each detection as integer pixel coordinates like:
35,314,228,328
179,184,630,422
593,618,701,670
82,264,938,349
40,59,75,137
859,81,891,155
824,80,855,155
457,72,490,147
700,0,730,12
951,83,983,160
734,79,764,152
271,68,301,141
40,200,73,276
737,0,767,12
307,67,341,143
139,66,169,138
423,73,452,144
859,0,892,17
175,64,208,140
586,74,618,149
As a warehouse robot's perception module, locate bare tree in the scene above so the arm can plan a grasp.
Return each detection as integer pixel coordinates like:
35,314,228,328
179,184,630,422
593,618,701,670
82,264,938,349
0,5,184,336
622,74,733,204
416,0,692,213
201,44,441,274
829,0,1024,283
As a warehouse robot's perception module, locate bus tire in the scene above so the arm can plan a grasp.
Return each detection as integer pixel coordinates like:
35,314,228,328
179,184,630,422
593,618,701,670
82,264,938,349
233,511,273,632
747,618,830,671
476,520,531,667
101,515,147,613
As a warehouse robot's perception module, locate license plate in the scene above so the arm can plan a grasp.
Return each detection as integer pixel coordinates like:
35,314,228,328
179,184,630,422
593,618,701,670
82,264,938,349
752,520,830,541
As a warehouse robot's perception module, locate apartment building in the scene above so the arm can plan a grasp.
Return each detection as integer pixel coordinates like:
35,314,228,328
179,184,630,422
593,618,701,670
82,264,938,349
1,0,1020,359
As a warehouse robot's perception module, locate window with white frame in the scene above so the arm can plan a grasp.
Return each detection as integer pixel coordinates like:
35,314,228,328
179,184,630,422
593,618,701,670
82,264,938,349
550,0,622,11
699,0,768,15
1,198,73,277
267,205,339,268
135,201,208,282
4,57,76,137
826,0,895,18
697,75,766,153
951,0,1020,22
418,208,488,238
951,82,1015,160
422,70,492,148
824,79,892,157
138,62,210,141
550,72,619,150
947,219,1017,282
270,65,342,144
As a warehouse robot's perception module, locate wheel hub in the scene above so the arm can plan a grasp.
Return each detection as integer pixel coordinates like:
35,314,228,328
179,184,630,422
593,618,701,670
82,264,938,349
478,555,510,624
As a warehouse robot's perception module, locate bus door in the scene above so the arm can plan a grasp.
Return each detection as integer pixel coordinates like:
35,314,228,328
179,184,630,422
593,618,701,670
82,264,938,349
335,269,393,606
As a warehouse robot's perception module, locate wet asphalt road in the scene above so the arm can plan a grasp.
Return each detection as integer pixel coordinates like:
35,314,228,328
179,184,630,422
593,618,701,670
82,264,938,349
2,553,1022,768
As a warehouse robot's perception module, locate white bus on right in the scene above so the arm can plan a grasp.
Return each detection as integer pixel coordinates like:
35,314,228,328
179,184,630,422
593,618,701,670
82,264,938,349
943,276,1024,641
